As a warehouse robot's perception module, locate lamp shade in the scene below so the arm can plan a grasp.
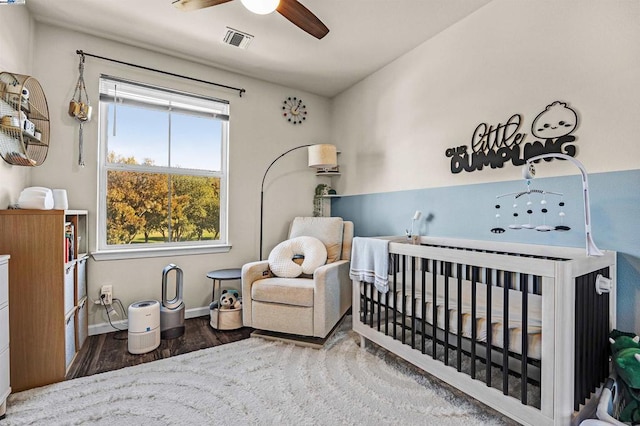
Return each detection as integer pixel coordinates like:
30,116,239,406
308,144,337,168
240,0,280,15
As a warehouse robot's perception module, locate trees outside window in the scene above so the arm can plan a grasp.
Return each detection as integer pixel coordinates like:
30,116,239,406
98,76,228,253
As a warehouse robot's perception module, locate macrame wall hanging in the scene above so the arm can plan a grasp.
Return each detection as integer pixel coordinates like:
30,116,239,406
68,52,92,167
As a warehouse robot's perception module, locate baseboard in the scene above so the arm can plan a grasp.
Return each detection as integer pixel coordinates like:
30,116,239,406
88,306,210,336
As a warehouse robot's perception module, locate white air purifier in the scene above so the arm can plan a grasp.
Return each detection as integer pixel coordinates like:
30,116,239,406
128,300,161,354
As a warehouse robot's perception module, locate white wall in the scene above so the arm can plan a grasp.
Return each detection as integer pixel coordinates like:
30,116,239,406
0,5,34,208
332,0,640,196
330,0,640,331
28,23,332,328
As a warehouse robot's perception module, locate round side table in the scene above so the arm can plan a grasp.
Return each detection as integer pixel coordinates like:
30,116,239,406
206,268,242,330
206,268,242,302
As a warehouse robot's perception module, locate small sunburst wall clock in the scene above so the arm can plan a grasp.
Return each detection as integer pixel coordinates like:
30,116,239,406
282,96,307,124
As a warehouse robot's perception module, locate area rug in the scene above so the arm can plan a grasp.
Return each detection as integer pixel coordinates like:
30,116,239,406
4,319,513,425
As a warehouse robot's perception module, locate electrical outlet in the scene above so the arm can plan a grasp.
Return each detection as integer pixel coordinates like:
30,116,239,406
100,285,113,305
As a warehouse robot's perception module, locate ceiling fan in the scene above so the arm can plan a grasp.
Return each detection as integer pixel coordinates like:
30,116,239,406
172,0,329,40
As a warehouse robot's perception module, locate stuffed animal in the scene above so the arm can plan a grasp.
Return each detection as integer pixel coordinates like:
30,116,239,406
609,330,640,423
609,334,640,355
219,289,240,310
209,300,220,310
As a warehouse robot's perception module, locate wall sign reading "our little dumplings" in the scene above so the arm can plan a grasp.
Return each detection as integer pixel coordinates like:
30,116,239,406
445,101,579,174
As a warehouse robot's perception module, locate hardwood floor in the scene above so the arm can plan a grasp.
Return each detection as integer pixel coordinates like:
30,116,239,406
67,315,253,380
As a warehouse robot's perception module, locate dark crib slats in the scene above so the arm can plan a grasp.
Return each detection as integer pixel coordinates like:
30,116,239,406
486,267,492,387
421,259,427,355
401,255,407,343
590,271,599,392
574,274,583,412
444,261,451,367
456,263,463,372
586,272,594,397
574,268,611,411
432,259,438,360
368,278,374,327
355,241,613,419
364,281,369,325
503,271,511,395
521,273,529,405
393,254,398,340
384,288,389,335
588,271,600,394
376,289,381,331
376,270,382,332
471,266,478,379
598,270,610,390
595,271,604,387
411,256,416,350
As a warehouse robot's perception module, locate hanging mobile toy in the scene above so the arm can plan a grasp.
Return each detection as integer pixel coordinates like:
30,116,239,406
522,190,535,229
493,174,565,234
535,193,554,232
509,201,522,229
556,199,571,231
491,204,505,234
524,153,602,256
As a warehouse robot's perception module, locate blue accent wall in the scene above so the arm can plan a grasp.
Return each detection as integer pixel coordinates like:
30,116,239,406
332,169,640,331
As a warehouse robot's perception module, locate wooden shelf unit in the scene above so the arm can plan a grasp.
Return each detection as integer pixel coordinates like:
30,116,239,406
0,72,50,166
0,209,88,392
0,255,9,418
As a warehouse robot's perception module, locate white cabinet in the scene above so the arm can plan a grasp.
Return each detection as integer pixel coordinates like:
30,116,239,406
76,296,88,351
75,256,88,350
64,310,76,370
0,255,10,419
64,262,76,316
76,256,87,301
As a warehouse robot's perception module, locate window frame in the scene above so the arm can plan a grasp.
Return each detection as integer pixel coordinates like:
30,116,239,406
93,75,231,260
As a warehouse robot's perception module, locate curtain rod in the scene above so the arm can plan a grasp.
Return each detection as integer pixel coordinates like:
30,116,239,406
76,49,246,97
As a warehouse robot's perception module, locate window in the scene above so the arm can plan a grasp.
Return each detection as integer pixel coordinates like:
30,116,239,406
95,75,229,259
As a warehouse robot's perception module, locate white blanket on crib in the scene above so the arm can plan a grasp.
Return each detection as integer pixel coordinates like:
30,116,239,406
350,237,389,293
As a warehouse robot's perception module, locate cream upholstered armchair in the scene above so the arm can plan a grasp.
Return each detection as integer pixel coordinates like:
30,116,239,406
242,217,353,339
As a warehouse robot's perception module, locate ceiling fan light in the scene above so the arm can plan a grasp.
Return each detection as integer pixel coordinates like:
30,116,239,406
240,0,280,15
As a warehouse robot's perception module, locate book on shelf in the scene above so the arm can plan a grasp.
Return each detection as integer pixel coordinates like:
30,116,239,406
64,222,74,263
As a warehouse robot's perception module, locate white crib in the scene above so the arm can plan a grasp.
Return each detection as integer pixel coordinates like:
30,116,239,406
351,236,617,426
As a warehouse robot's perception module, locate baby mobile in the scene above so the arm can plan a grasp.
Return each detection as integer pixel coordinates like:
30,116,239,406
491,165,571,234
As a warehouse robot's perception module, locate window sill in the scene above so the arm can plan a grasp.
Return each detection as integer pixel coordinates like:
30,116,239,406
91,243,232,261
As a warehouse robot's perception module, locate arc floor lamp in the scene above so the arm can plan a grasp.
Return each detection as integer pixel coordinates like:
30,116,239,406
260,143,337,260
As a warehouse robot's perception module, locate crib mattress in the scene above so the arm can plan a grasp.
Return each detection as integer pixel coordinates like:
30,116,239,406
360,273,543,360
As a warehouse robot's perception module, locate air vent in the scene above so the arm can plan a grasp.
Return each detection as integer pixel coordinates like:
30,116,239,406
223,27,253,49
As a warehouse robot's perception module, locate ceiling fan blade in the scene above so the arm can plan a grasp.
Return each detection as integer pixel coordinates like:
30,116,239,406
277,0,329,40
172,0,233,12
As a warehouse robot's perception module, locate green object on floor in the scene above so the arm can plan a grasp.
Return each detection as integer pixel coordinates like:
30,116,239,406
610,329,640,423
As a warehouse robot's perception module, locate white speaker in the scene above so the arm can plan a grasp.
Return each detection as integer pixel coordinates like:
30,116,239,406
128,300,160,354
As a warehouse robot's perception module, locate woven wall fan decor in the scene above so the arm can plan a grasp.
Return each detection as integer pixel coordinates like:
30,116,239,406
0,72,50,166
